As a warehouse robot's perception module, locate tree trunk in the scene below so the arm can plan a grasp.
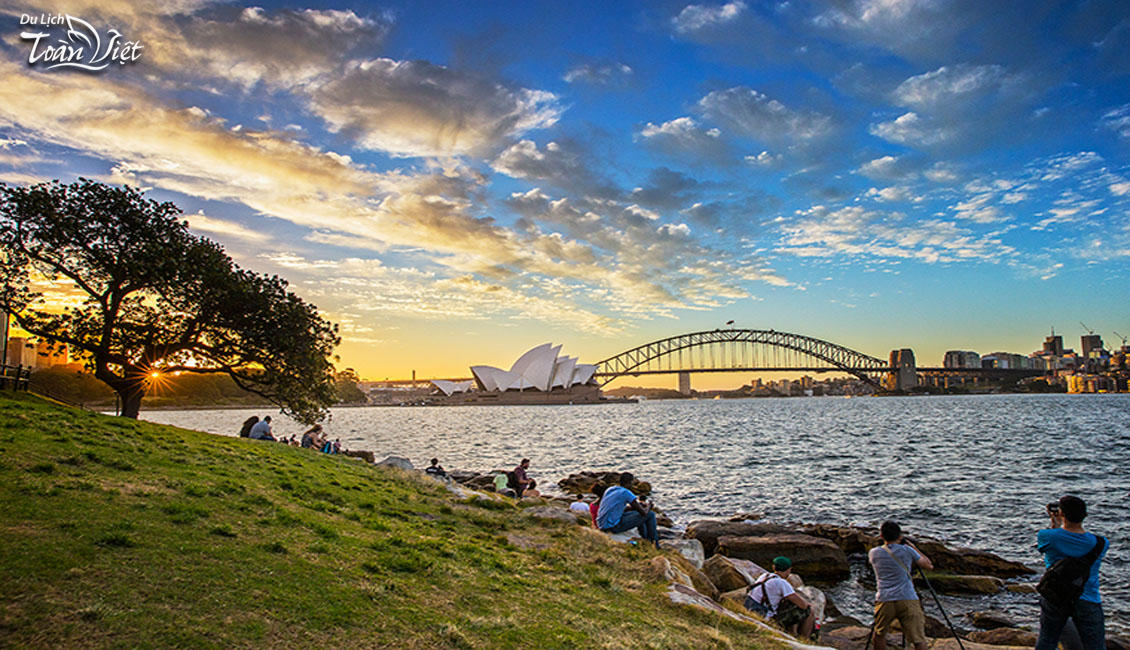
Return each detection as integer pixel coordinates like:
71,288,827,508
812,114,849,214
118,385,143,419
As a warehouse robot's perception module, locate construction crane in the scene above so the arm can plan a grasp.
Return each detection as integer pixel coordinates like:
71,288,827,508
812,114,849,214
1080,321,1094,335
1115,331,1128,346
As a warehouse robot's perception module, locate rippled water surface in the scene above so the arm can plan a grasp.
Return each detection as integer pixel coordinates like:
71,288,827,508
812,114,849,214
144,394,1130,634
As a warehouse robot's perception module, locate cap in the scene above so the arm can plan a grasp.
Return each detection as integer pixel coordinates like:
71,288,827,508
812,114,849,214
772,556,792,571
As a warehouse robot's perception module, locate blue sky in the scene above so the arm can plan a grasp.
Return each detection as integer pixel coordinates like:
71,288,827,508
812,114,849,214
1,0,1128,384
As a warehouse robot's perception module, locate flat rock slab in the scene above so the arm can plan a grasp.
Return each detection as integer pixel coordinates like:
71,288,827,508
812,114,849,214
660,538,705,569
970,628,1037,646
916,573,1004,595
686,520,800,556
718,533,850,582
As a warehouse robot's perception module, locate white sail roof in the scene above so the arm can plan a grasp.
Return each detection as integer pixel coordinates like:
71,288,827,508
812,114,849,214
470,344,596,393
431,380,473,396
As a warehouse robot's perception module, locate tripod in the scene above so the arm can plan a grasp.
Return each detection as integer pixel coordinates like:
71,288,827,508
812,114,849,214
862,569,966,650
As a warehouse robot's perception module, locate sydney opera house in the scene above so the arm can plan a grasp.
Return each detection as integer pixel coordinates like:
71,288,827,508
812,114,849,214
429,343,608,404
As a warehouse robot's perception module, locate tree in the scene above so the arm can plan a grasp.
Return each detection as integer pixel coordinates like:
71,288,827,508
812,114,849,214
0,179,340,422
334,367,367,404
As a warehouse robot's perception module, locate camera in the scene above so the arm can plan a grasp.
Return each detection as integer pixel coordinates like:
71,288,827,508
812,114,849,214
1046,502,1060,515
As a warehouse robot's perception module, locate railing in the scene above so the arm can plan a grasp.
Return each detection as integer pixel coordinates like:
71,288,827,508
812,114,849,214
0,364,31,391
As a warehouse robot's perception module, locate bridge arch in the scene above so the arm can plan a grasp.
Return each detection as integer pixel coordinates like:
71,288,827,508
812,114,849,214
594,329,890,388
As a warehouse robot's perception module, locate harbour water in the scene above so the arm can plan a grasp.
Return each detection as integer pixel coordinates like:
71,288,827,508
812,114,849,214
143,393,1129,636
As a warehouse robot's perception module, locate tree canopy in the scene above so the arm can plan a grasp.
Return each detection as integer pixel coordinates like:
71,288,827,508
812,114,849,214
0,179,340,422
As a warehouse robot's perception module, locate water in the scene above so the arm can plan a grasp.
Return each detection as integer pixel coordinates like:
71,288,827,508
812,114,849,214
142,393,1130,635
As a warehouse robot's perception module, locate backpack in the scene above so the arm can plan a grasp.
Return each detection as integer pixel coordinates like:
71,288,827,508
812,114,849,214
743,574,777,616
1037,535,1105,612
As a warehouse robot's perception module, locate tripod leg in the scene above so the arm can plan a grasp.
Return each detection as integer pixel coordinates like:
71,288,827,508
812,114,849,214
918,569,966,650
864,611,878,650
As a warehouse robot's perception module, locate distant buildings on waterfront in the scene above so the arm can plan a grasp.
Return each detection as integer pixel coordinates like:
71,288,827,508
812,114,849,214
942,329,1129,393
4,336,69,369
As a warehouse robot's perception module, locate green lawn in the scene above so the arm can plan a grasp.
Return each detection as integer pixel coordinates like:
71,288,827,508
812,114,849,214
0,392,783,649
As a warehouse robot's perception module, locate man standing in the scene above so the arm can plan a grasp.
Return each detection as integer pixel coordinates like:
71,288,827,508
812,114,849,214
595,472,658,548
248,415,274,441
1035,495,1108,650
868,521,933,650
743,556,816,638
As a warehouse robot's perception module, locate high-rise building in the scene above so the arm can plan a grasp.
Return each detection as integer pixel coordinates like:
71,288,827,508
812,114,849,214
943,350,981,368
5,337,37,367
1043,332,1064,356
35,340,68,368
1080,334,1103,359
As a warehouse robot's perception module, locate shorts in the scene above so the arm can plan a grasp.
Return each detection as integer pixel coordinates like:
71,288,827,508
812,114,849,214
874,599,926,644
774,599,811,629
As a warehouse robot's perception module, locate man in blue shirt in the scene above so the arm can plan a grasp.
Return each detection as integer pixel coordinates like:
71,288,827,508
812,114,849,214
595,472,658,548
1035,495,1108,650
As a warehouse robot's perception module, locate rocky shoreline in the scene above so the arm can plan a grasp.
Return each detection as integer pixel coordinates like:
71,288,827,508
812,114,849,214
369,459,1126,650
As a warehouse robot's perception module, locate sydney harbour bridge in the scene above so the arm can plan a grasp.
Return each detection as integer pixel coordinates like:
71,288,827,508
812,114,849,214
387,329,1041,392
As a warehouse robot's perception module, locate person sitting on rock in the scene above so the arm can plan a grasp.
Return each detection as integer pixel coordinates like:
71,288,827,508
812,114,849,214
492,471,514,496
869,521,934,650
425,458,447,478
588,484,606,528
568,494,589,514
300,425,322,449
595,472,658,548
743,556,816,638
509,459,533,497
248,416,275,441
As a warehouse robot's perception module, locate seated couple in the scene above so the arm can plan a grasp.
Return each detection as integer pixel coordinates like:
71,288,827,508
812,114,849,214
743,556,817,639
595,473,659,549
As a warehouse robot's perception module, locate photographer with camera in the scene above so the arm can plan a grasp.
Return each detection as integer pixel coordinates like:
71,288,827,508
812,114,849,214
1035,496,1108,650
868,521,934,650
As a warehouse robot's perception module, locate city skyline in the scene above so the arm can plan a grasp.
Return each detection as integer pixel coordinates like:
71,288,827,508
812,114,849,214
2,1,1129,389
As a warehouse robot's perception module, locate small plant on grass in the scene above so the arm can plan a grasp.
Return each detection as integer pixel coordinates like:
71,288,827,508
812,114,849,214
259,541,287,554
209,524,237,538
28,462,55,474
95,532,138,548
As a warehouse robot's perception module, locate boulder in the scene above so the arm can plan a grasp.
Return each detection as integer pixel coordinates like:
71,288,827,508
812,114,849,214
524,506,582,524
702,554,767,593
801,523,881,555
970,628,1037,646
929,638,1031,650
729,512,763,522
717,533,850,582
916,573,1003,595
650,556,696,591
660,538,705,569
823,624,895,650
446,469,480,483
913,539,1035,578
923,614,954,639
557,471,651,496
685,520,800,556
669,554,719,601
376,455,413,470
720,587,749,612
1005,583,1037,594
821,616,865,634
665,583,761,626
796,584,826,624
967,610,1016,630
343,449,375,463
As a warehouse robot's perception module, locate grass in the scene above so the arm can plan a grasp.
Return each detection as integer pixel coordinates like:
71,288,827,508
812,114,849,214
0,391,785,649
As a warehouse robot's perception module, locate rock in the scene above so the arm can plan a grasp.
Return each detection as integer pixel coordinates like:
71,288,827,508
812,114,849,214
787,573,804,590
651,556,696,591
702,554,768,593
913,539,1035,578
823,624,893,650
821,616,864,634
376,455,413,470
1005,583,1037,594
657,526,683,540
967,610,1016,630
929,638,1032,650
1107,635,1130,650
665,582,761,626
799,524,1035,579
660,538,705,569
685,520,800,556
719,587,748,610
669,554,719,601
796,584,826,623
923,614,953,639
524,506,582,524
730,512,763,522
970,628,1037,646
717,533,851,582
557,471,651,496
343,449,375,463
916,573,1004,595
824,591,842,618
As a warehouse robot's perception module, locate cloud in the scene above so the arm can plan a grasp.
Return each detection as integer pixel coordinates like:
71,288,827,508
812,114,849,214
563,62,633,85
672,1,747,34
856,155,917,180
1111,181,1130,196
697,87,832,146
893,64,1021,111
490,139,616,198
870,112,953,147
185,212,272,242
309,58,562,157
777,204,1015,264
1101,104,1130,140
637,117,731,163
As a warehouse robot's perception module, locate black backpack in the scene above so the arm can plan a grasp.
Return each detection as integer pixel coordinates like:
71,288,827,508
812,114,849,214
1037,535,1105,611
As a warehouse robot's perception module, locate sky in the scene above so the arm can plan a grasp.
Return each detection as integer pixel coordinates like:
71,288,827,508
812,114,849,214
1,0,1129,388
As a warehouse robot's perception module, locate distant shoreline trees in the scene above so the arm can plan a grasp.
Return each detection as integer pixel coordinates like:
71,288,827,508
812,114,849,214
0,179,340,422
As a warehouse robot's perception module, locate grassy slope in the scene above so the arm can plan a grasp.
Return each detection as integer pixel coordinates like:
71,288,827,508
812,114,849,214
0,392,782,649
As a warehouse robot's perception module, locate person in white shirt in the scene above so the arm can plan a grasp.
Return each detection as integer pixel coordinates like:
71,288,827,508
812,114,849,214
744,556,816,638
